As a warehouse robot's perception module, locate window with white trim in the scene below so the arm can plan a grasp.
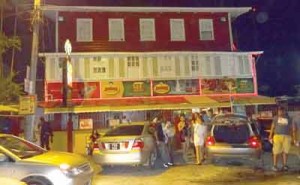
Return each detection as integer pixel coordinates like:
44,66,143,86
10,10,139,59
127,56,140,78
127,56,140,67
170,19,186,41
109,18,125,41
93,67,106,73
199,19,214,41
140,18,156,41
76,18,93,42
191,55,199,72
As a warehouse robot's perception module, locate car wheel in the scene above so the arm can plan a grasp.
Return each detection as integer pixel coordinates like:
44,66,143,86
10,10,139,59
23,176,52,185
147,150,157,169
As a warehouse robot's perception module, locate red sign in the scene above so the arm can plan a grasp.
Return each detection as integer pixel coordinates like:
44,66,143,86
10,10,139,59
46,82,100,101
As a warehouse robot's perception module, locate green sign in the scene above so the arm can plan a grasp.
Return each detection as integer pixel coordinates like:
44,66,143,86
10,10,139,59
236,78,254,93
123,81,151,97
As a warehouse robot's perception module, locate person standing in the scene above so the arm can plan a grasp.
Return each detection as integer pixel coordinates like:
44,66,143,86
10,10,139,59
192,113,207,165
178,115,190,162
163,118,176,164
154,116,173,168
269,107,295,171
292,112,300,178
40,117,53,150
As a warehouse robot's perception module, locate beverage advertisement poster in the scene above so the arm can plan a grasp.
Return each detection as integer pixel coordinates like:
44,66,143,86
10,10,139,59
201,79,237,94
152,79,199,96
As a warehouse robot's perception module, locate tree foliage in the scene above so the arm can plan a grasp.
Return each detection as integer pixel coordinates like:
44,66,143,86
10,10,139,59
0,72,23,104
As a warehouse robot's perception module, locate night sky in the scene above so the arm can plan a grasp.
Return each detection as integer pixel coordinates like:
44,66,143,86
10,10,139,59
4,0,300,97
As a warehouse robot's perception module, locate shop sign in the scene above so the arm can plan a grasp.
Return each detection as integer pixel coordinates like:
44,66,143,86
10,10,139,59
46,82,100,100
236,78,254,93
79,119,93,129
201,78,237,94
101,81,151,98
153,79,199,96
123,81,151,97
19,95,36,115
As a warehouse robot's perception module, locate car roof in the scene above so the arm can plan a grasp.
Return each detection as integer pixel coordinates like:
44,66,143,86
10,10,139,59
116,122,150,126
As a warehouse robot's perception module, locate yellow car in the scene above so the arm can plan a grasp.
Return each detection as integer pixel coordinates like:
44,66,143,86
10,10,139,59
0,134,93,185
0,177,27,185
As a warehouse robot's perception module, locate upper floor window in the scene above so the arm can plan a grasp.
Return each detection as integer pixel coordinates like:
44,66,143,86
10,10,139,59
191,55,199,72
76,18,93,42
140,18,156,41
199,19,214,41
109,18,125,41
93,67,106,73
170,19,185,41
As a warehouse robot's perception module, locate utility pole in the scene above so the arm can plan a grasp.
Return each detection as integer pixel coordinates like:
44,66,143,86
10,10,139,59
25,0,40,141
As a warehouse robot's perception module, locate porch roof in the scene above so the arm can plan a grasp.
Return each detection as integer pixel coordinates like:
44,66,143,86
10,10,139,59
39,95,275,114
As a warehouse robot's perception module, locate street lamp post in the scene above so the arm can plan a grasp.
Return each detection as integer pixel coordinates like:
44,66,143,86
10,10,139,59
63,39,72,107
63,39,73,152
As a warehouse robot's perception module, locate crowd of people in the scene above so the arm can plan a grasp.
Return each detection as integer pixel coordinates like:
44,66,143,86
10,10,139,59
150,107,300,174
150,109,215,168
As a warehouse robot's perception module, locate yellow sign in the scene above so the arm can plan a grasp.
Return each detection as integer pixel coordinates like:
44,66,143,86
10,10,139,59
19,95,36,115
79,119,93,129
154,82,170,94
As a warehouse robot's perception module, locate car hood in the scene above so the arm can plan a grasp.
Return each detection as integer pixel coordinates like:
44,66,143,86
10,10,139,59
0,177,27,185
23,151,88,167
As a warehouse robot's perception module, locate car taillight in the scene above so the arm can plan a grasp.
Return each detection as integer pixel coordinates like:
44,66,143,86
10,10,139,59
132,139,144,149
248,136,261,148
206,136,215,146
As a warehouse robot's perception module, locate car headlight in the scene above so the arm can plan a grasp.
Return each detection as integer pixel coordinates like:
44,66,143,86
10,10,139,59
60,163,82,177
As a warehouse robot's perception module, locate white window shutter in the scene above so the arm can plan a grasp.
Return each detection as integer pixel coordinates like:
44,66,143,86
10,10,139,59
76,19,93,42
140,19,155,41
109,19,125,41
170,19,185,41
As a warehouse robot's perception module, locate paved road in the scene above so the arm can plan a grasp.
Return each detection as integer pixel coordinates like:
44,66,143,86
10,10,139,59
91,146,300,185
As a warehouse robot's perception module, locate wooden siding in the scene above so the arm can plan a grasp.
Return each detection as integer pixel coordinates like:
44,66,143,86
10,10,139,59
58,12,231,52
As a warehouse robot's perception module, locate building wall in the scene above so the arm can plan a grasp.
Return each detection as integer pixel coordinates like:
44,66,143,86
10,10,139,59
57,11,231,52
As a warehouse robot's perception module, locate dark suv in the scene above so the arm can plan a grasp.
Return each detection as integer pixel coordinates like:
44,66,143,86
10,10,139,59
206,114,262,163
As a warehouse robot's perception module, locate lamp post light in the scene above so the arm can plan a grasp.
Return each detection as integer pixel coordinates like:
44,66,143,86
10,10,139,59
63,39,72,107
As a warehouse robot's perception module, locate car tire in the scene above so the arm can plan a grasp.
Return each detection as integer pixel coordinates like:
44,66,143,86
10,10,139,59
23,176,52,185
147,150,157,169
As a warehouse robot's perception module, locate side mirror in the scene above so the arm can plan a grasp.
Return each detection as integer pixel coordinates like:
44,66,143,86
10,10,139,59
0,153,8,162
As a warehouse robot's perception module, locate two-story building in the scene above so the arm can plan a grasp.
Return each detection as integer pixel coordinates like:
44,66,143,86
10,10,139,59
38,6,274,152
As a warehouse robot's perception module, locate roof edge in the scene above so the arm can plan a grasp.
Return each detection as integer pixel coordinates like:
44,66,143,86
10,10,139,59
41,5,251,18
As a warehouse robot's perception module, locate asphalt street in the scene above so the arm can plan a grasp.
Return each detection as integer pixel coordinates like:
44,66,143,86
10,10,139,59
90,146,300,185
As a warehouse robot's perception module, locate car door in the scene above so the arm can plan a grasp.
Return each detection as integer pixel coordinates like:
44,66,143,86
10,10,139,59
0,151,17,178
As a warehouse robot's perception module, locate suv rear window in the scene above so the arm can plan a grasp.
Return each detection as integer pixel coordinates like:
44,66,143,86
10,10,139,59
213,124,250,144
105,125,144,136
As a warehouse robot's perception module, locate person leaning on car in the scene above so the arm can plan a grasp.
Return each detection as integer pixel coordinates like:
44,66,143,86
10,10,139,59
269,106,295,172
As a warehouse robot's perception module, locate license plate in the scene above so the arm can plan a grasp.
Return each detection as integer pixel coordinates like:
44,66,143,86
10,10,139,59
110,143,120,150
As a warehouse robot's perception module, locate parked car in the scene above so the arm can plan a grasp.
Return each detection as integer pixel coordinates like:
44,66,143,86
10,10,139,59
92,122,157,168
0,177,27,185
0,134,93,185
205,114,262,164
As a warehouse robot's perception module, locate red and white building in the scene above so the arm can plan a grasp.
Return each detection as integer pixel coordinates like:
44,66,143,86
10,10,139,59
39,6,273,130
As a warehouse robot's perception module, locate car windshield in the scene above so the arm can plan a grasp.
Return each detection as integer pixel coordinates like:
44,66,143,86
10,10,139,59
213,123,250,144
105,125,144,136
0,136,45,159
213,115,248,125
